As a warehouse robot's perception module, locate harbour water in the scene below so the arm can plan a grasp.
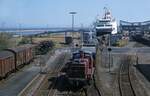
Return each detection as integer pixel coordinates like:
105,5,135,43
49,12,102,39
0,28,69,36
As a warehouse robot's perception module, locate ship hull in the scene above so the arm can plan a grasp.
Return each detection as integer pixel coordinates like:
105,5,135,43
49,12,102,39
96,29,112,36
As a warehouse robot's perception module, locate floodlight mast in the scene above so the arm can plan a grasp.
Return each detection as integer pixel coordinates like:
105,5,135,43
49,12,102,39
69,12,77,38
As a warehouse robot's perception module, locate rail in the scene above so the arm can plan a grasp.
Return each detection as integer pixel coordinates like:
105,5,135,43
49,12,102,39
47,52,71,96
93,71,102,96
51,88,87,96
47,55,67,96
118,56,136,96
29,53,66,96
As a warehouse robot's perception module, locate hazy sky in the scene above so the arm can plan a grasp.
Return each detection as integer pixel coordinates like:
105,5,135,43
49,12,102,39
0,0,150,28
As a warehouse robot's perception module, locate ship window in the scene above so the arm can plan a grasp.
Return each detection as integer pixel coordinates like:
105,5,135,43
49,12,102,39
97,25,104,27
97,21,111,25
106,25,112,26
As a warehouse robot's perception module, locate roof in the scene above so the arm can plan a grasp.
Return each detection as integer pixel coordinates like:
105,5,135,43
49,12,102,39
0,51,14,59
7,44,34,52
72,50,93,55
81,47,96,53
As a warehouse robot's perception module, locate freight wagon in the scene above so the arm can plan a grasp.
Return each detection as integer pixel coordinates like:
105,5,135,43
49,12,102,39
0,51,15,79
6,44,35,68
0,44,35,79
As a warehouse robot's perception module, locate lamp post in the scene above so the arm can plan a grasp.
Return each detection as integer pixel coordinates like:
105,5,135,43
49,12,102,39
108,47,112,72
69,12,77,38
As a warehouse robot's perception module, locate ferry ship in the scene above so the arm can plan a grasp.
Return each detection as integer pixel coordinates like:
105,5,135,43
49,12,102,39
95,7,117,36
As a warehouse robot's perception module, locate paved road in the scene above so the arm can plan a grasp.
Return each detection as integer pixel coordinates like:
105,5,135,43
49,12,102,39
0,67,40,96
0,48,70,96
101,47,150,54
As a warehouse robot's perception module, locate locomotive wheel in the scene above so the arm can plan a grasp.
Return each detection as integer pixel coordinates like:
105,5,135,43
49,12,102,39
87,79,93,85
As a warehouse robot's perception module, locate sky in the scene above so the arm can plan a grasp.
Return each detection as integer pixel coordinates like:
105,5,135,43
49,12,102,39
0,0,150,28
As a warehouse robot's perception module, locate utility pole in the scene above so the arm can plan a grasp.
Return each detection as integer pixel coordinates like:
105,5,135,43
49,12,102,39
109,34,111,47
19,24,22,38
80,23,84,46
1,22,6,32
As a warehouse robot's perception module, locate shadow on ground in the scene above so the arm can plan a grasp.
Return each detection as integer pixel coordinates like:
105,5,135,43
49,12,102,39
135,64,150,82
48,75,86,92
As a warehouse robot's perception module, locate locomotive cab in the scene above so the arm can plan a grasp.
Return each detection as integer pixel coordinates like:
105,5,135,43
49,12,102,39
67,50,94,84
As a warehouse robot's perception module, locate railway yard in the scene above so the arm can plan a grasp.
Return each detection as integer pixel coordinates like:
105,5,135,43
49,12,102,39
0,26,149,96
0,11,150,96
0,38,150,96
0,27,149,96
1,0,150,96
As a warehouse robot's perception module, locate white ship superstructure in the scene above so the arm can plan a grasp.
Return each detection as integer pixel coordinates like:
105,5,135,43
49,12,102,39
95,8,117,36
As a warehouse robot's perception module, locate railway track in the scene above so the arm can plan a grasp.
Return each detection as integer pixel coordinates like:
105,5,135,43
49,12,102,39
118,56,136,96
93,74,102,96
49,70,102,96
52,87,87,96
30,48,101,96
47,58,66,96
33,53,69,96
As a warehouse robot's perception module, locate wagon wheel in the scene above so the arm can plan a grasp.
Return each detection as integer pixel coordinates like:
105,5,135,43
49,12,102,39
66,91,71,96
78,88,87,96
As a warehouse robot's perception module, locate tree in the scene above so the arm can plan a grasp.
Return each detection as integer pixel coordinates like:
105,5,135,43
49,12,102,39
18,37,31,45
0,32,13,50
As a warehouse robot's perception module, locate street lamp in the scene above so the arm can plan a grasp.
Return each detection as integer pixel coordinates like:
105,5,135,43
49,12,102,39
69,12,77,38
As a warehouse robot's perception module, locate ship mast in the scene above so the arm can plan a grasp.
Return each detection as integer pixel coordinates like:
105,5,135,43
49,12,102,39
103,7,112,20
